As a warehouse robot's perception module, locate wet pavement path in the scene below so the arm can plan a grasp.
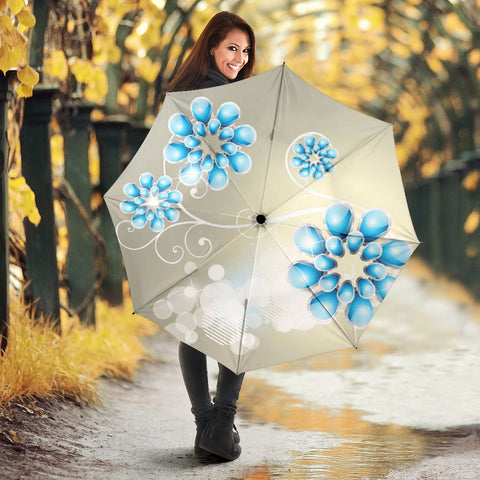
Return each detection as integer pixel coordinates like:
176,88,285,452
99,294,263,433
2,259,480,479
237,259,480,479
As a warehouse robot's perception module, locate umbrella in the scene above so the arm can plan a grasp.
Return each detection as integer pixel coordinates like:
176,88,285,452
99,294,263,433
104,64,419,374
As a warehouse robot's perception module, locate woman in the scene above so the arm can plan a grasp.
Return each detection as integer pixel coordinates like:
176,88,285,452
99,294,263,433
162,11,256,462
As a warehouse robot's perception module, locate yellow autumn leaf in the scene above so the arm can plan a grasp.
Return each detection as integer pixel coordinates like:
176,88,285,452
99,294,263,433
16,83,33,97
44,50,69,81
368,9,385,29
84,86,102,104
466,242,478,258
443,12,470,40
117,88,130,107
70,58,91,83
467,49,480,66
140,25,162,50
0,13,14,31
91,36,106,62
28,206,41,225
0,46,10,73
49,134,64,173
408,29,424,55
122,82,139,98
124,34,143,54
434,38,457,62
88,134,100,184
137,56,160,83
8,176,41,226
93,68,108,95
94,17,109,35
107,44,121,63
144,113,155,126
3,25,27,49
91,36,121,64
395,144,408,168
462,170,480,191
17,64,39,87
426,55,444,74
390,42,411,59
16,8,36,28
84,68,108,102
0,0,7,10
112,3,133,21
0,44,24,73
421,157,442,177
464,211,480,234
65,18,74,33
0,25,27,72
102,15,120,36
7,0,24,15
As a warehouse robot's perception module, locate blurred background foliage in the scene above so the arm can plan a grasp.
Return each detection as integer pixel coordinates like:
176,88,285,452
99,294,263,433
33,0,480,180
3,0,479,178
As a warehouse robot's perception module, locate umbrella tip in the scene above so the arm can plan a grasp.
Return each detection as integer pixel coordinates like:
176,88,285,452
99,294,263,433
256,214,266,225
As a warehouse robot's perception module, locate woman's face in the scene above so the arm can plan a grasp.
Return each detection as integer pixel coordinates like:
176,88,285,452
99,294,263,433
211,28,251,80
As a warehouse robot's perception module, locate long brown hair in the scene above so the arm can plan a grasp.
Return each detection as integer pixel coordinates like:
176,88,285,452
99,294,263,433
162,11,256,96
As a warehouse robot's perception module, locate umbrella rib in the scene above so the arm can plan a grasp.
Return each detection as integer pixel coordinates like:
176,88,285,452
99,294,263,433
332,124,392,170
264,224,356,347
259,63,287,215
234,220,268,373
215,65,287,217
236,299,248,374
133,267,199,315
216,176,256,216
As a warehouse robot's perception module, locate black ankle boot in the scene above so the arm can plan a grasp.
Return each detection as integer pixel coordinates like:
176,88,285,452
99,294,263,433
199,405,241,461
194,410,213,458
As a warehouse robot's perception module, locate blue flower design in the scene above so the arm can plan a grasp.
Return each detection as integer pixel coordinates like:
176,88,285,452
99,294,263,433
288,203,413,328
120,173,182,232
163,96,257,191
291,134,338,180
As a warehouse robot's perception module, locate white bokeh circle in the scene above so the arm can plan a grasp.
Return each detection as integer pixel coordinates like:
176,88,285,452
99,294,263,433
153,298,173,320
230,332,260,355
208,264,225,281
184,286,197,298
246,311,263,329
168,286,196,314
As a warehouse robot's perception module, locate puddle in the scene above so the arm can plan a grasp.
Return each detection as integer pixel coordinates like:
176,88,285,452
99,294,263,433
240,376,478,479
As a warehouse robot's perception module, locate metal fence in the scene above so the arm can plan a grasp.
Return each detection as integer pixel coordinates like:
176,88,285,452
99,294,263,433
406,152,480,298
1,76,149,353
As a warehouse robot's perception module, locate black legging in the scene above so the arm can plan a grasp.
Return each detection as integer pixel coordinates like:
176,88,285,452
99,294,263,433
178,342,245,418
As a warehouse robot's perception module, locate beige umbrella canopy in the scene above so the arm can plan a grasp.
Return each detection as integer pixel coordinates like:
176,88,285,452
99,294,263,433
104,64,419,374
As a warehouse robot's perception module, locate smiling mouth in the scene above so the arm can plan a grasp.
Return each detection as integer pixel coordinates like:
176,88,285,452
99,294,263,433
227,64,241,71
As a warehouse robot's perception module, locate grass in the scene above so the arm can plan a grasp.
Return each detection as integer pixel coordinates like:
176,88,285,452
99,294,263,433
0,295,158,409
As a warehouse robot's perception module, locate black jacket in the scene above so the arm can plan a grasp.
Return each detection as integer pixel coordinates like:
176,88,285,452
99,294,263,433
199,68,230,89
